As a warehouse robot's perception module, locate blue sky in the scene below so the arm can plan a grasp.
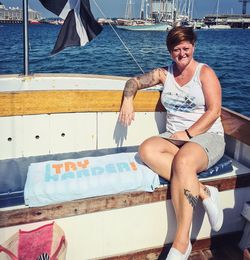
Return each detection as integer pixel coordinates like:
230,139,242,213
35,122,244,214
1,0,248,18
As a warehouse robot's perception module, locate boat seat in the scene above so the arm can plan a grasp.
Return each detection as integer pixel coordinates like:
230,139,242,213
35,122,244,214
159,155,233,185
0,146,246,208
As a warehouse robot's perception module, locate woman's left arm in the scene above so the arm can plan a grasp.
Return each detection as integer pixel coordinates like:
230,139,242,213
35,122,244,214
187,65,222,137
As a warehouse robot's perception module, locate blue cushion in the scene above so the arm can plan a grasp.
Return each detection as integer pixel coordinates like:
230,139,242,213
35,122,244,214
0,146,138,208
0,149,233,208
159,156,233,185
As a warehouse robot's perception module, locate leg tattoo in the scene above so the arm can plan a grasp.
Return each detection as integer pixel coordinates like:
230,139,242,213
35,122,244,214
203,186,211,197
184,189,199,208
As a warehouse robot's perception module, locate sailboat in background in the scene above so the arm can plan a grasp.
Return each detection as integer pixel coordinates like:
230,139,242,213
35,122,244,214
116,0,204,31
116,0,173,31
207,0,231,29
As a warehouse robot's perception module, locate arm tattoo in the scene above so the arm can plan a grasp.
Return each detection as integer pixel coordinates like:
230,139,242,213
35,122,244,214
136,69,159,89
123,68,165,98
184,189,199,208
124,79,138,97
203,186,211,197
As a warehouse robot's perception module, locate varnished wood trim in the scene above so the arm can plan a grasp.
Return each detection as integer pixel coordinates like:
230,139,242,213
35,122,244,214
0,90,164,116
96,231,242,260
221,107,250,146
0,173,249,228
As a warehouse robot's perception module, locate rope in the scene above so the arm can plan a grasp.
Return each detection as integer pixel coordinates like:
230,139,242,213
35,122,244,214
92,0,145,74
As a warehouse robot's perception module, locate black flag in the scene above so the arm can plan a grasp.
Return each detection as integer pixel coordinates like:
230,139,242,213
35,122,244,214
39,0,103,55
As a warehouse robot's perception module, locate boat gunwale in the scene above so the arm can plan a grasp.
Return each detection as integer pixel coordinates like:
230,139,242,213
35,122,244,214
0,73,130,80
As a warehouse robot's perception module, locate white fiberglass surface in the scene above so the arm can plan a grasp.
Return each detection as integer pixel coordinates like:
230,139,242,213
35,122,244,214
0,74,127,91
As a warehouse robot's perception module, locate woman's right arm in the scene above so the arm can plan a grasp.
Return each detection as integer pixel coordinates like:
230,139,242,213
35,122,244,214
119,68,166,126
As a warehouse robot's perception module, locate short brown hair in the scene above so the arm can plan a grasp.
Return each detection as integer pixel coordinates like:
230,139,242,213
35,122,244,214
166,26,197,52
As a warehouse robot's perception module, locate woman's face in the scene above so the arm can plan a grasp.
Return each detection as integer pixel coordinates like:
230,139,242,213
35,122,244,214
170,41,195,68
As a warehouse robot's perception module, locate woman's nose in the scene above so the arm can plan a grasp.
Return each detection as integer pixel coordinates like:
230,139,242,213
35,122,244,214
180,49,186,56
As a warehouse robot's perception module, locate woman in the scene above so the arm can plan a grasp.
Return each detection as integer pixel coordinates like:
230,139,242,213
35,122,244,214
119,26,225,260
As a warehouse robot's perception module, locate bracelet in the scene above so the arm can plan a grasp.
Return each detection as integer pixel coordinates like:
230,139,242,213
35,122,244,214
185,129,193,139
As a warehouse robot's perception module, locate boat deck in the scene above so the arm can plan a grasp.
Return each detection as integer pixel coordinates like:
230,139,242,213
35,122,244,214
102,244,248,260
189,246,246,260
99,231,249,260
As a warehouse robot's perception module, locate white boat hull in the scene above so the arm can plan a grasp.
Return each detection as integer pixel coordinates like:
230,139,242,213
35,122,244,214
0,74,249,259
116,23,172,31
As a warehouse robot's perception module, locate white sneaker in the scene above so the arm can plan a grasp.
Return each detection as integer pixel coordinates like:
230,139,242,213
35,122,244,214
202,185,223,232
166,241,192,260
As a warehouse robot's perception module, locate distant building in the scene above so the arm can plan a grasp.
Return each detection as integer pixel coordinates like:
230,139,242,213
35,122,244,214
0,2,41,23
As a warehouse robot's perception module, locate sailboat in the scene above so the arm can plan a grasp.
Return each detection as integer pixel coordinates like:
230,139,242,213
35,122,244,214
207,0,231,29
116,0,172,31
0,1,250,259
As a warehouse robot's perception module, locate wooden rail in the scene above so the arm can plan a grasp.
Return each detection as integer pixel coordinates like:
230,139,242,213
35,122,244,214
0,90,163,116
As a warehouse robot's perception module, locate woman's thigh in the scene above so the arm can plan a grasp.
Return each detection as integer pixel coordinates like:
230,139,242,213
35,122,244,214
139,136,179,179
139,136,179,155
174,142,209,174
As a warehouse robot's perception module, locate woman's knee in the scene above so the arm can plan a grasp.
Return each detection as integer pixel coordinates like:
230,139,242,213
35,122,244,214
138,139,154,163
172,153,196,176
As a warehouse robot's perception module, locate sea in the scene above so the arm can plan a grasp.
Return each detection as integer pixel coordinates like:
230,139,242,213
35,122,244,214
0,24,250,117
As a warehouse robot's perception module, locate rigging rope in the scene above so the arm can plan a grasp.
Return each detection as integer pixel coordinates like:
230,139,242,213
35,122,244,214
92,0,145,74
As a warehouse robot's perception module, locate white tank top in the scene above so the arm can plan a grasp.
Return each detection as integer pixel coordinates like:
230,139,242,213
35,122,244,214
161,63,224,135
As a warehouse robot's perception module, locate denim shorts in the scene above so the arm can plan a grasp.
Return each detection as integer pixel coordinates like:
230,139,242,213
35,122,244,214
159,131,225,170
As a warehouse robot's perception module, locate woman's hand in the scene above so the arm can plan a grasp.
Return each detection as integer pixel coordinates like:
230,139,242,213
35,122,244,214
170,131,190,141
118,98,135,127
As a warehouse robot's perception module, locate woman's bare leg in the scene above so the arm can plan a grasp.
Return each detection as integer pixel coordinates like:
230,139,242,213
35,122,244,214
170,142,208,253
139,137,212,254
138,136,179,180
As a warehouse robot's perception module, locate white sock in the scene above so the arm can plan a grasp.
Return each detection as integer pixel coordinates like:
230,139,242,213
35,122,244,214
202,185,223,232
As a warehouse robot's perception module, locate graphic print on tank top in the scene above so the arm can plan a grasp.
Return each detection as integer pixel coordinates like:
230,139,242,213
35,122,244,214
161,91,197,113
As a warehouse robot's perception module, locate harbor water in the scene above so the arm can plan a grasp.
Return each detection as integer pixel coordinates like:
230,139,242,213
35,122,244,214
0,24,250,117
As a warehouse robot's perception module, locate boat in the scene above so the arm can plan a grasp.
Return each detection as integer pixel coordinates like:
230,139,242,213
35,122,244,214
28,19,41,24
115,0,173,31
116,22,172,31
205,0,231,29
0,73,250,259
0,1,250,260
207,24,231,29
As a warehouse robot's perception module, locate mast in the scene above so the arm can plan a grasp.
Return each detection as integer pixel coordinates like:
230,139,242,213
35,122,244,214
146,0,149,19
190,0,194,21
23,0,29,75
187,0,191,20
171,0,176,22
125,0,133,20
140,0,144,19
216,0,219,24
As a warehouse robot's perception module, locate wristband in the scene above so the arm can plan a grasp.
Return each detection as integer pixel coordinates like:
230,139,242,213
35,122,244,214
185,129,192,139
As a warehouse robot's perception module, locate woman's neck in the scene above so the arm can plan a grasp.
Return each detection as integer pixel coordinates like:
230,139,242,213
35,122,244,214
173,59,198,82
174,59,195,74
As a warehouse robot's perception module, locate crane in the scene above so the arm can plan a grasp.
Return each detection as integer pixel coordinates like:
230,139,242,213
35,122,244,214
239,0,250,14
